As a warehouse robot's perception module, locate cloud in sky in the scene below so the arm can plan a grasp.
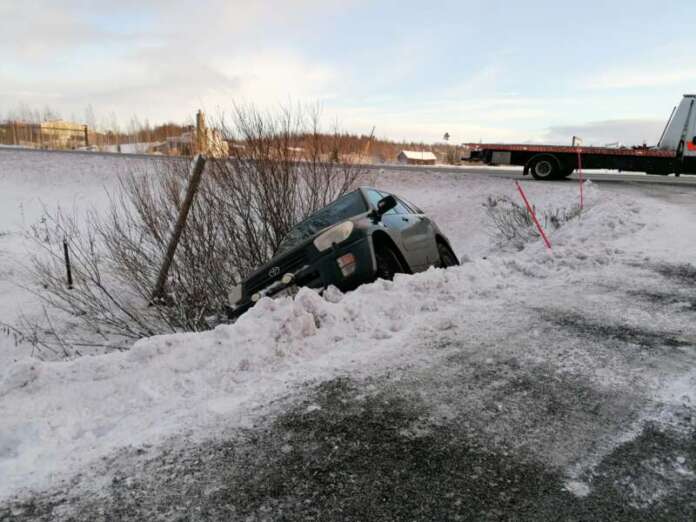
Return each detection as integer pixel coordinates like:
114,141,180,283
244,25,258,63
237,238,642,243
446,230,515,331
1,0,694,144
542,119,667,147
586,69,696,90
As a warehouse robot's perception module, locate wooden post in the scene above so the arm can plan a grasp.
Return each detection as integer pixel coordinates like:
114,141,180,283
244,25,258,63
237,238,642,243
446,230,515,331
151,154,207,303
84,125,89,147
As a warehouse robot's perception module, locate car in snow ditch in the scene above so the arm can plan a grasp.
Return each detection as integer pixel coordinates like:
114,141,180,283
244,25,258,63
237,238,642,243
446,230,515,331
227,187,459,319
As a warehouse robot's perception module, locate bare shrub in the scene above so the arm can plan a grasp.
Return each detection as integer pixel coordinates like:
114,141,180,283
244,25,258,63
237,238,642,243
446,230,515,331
445,146,461,165
11,207,169,357
14,105,370,358
483,195,581,250
208,104,368,274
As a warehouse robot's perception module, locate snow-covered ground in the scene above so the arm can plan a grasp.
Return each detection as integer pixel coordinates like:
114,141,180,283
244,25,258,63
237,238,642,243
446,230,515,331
2,148,696,518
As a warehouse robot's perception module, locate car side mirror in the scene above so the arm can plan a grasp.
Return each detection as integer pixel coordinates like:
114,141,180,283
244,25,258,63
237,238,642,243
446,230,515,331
692,136,696,145
376,195,397,216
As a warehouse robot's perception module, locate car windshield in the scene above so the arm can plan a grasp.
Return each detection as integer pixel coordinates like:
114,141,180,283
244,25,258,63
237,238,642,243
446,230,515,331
276,190,367,254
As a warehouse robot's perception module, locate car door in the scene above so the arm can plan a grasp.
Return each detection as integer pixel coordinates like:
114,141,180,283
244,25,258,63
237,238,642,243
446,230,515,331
375,190,434,270
394,195,440,268
364,189,426,270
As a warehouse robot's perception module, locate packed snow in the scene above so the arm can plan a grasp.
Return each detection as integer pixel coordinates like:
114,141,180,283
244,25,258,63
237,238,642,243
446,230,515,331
1,148,696,507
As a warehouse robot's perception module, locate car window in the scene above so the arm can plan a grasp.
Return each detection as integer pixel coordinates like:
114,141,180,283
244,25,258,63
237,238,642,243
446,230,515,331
365,189,399,215
364,189,384,209
398,196,422,214
379,191,412,215
365,189,413,215
276,190,367,254
395,197,417,214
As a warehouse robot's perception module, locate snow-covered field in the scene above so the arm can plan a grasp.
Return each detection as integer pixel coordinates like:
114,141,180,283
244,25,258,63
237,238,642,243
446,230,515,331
2,149,696,518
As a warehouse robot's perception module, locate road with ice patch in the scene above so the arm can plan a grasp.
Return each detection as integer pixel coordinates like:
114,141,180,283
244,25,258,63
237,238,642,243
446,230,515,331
2,149,696,520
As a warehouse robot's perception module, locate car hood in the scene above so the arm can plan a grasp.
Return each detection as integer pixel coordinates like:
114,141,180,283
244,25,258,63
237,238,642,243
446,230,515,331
244,215,370,290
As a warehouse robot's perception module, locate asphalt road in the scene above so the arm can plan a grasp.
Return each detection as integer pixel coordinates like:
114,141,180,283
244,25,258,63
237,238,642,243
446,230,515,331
4,146,696,187
369,163,696,187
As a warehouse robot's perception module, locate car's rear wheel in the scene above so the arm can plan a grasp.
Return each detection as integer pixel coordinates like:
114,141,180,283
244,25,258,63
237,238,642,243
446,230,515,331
437,242,459,268
375,244,405,281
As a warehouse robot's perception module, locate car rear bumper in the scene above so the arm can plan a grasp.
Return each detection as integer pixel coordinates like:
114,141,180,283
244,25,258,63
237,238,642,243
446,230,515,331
228,236,376,319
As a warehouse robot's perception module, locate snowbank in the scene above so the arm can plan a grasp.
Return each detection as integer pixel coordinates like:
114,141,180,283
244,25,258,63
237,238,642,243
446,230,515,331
2,149,696,502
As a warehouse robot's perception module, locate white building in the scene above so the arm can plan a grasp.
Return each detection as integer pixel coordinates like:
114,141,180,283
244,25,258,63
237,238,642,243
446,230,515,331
397,150,437,165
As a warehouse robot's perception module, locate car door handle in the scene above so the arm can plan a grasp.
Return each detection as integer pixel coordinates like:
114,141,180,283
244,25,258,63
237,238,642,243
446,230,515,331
401,217,410,222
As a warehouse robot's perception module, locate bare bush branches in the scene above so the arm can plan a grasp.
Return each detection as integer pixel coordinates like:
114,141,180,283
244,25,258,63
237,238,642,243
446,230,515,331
208,103,367,273
17,104,369,358
484,195,581,249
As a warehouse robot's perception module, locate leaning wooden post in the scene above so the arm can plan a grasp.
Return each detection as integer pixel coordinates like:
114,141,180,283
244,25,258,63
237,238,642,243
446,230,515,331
151,154,207,303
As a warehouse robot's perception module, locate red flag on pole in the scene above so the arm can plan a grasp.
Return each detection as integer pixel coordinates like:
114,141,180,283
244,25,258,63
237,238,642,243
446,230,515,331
515,181,552,251
577,148,584,210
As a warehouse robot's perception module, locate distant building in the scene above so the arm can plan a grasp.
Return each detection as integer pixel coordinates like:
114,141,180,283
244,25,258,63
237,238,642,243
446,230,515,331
107,111,229,158
40,120,88,149
150,129,228,157
0,119,87,149
397,150,437,165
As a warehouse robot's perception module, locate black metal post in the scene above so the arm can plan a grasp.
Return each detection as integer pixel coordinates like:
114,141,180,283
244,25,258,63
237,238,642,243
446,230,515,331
63,238,73,289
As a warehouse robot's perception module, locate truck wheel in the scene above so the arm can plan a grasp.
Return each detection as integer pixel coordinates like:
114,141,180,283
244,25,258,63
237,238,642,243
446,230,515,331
375,244,405,281
528,155,561,180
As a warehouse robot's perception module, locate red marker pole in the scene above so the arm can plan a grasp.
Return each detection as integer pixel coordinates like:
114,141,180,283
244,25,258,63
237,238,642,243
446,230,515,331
515,181,552,251
577,148,584,210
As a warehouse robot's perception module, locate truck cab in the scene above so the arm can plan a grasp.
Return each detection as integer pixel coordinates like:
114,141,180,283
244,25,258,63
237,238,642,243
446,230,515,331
658,94,696,174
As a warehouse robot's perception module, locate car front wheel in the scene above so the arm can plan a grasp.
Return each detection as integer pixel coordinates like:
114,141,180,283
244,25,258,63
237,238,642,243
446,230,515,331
437,242,459,268
375,244,405,281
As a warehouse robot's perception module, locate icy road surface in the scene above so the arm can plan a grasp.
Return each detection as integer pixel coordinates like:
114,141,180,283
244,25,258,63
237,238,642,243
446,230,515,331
1,149,696,520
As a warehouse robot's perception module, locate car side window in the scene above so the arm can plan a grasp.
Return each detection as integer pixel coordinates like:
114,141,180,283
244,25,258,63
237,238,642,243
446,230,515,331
365,189,416,216
364,189,384,209
395,197,418,214
367,189,400,215
398,196,422,214
379,192,413,215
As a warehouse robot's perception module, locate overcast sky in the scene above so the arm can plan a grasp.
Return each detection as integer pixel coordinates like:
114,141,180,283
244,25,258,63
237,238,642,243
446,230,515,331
2,0,695,145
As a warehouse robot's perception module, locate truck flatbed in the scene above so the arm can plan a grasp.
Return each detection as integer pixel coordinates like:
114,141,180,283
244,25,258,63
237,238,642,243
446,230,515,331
464,143,677,159
463,95,696,179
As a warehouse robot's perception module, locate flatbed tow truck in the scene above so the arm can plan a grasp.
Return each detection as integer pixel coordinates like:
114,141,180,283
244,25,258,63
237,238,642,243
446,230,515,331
465,94,696,180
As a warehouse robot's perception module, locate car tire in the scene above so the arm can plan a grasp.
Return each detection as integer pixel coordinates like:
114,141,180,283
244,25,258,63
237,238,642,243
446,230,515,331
437,242,459,268
374,244,405,281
